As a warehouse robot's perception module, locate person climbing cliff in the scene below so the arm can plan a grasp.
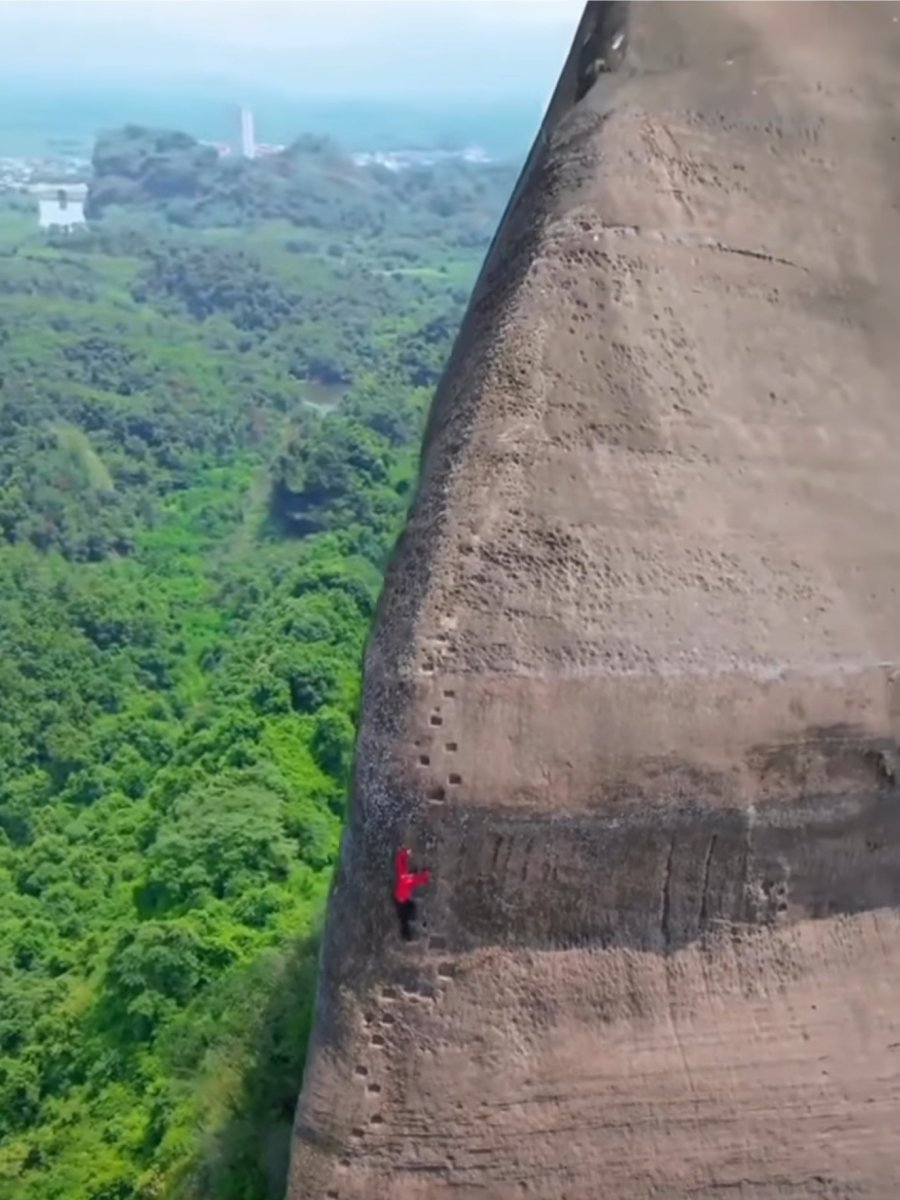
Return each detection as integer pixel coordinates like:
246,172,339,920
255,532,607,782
393,846,430,940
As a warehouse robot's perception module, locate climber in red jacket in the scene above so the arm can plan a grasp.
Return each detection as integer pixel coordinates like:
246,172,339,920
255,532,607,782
393,846,430,941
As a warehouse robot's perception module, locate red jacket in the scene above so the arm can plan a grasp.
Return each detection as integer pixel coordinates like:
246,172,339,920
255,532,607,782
394,847,430,904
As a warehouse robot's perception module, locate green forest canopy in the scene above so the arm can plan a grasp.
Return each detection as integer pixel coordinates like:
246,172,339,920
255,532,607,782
0,125,517,1198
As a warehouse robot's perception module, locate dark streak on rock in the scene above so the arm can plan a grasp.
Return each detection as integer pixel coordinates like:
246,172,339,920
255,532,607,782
700,834,718,928
661,838,675,949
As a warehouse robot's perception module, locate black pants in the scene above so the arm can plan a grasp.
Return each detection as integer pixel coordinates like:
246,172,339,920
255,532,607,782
395,898,416,940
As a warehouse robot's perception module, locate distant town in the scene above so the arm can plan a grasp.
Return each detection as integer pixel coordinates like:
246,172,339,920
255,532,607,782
0,105,494,218
0,108,281,195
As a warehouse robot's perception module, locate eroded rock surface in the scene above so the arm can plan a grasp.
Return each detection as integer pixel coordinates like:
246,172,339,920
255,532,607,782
287,3,900,1196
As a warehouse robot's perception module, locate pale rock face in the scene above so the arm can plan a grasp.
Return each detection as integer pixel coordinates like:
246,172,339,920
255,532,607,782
287,3,900,1197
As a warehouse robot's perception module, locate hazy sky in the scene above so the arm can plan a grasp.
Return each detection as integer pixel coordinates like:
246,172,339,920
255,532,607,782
0,1,584,98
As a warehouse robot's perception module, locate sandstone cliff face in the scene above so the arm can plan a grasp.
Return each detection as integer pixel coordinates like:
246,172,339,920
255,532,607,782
287,4,900,1196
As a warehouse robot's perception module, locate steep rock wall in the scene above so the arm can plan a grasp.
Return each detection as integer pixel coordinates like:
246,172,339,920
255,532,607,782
287,3,900,1197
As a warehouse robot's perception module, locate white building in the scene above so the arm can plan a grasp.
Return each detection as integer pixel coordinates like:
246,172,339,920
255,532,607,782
30,183,87,232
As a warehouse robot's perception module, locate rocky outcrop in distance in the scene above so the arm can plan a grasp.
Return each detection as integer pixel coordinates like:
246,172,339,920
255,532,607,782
287,3,900,1196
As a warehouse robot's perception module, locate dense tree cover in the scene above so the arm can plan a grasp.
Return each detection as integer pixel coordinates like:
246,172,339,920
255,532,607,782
86,124,517,250
0,128,512,1198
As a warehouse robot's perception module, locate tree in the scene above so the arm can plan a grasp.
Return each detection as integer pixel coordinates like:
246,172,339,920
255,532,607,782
139,780,293,913
105,920,218,1039
312,708,355,780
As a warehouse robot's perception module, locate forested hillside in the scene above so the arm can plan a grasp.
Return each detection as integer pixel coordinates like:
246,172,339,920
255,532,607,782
0,127,515,1199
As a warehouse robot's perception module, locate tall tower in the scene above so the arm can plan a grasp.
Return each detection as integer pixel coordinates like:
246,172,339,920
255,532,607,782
240,107,255,159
